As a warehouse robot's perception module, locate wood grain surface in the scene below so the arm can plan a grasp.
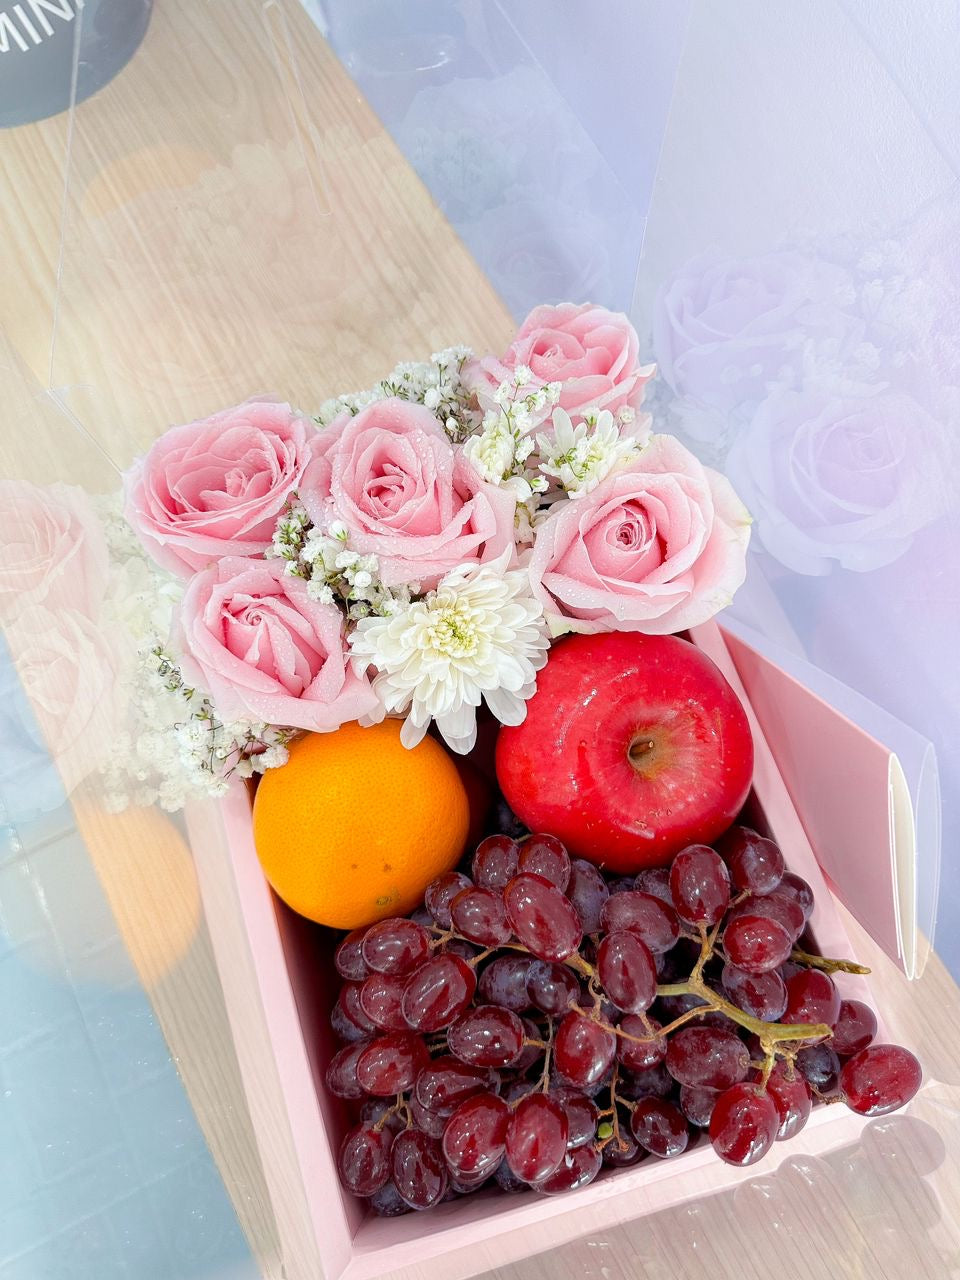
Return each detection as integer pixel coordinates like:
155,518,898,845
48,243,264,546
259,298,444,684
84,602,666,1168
1,2,958,1279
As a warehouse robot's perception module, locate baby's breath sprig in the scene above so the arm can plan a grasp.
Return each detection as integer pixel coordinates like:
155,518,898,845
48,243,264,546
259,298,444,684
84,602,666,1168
314,346,481,443
462,366,561,501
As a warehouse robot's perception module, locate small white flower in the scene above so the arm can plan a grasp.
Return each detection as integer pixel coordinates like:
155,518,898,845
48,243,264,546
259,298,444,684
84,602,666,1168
307,580,335,604
538,407,642,497
328,520,349,541
352,570,373,591
513,364,534,387
423,387,442,410
495,380,514,408
349,558,550,755
463,420,516,485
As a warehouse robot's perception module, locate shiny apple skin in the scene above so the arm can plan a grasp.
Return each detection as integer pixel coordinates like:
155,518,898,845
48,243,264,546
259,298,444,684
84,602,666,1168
495,632,754,873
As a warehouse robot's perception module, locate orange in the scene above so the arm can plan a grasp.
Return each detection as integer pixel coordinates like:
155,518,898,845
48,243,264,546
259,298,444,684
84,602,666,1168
252,720,470,930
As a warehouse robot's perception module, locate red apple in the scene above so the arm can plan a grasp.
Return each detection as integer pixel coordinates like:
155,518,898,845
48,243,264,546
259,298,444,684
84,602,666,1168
495,632,754,873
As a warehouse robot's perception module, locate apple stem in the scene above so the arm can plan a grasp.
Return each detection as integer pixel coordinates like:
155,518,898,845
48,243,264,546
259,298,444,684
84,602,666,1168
627,736,657,768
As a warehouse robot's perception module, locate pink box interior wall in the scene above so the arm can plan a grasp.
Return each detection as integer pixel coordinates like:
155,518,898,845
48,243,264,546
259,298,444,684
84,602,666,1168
200,621,881,1280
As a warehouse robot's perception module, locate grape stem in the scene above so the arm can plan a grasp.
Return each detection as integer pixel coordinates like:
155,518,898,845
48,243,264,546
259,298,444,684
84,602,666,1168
790,947,871,976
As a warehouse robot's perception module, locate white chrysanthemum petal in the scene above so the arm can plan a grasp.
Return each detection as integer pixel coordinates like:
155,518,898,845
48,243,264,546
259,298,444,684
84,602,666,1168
347,560,548,753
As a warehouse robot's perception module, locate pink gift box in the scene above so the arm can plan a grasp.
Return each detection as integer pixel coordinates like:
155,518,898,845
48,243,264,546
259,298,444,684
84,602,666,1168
188,619,901,1280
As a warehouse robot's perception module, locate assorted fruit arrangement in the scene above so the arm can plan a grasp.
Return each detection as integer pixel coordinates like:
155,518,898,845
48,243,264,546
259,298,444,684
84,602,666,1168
324,819,922,1214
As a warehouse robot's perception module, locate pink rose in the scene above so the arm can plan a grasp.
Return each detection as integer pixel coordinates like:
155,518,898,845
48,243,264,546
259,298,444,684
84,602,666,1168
4,604,120,797
124,400,313,577
0,479,109,622
527,435,751,634
176,558,379,732
468,302,654,424
300,398,516,588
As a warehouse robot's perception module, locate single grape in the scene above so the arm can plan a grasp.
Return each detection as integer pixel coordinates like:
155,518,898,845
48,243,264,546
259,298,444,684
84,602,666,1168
600,891,680,955
765,1062,812,1140
597,931,657,1014
447,1005,525,1068
335,928,370,981
472,835,520,891
777,871,815,922
654,991,711,1022
665,1026,750,1091
618,1063,675,1101
357,1033,430,1096
532,1143,602,1194
443,937,482,963
679,1084,719,1128
441,1092,510,1178
338,981,377,1033
721,963,788,1021
409,1095,448,1139
630,1098,689,1158
330,991,373,1043
414,1056,492,1115
526,959,581,1016
494,1160,528,1193
401,953,477,1032
796,1043,841,1092
360,1098,406,1134
717,827,785,896
723,914,793,974
839,1044,926,1116
425,871,473,929
325,1041,370,1099
478,955,533,1012
410,905,434,928
513,1017,546,1073
494,796,528,839
830,999,878,1056
608,876,639,895
338,1122,394,1196
616,1014,667,1073
729,892,805,941
447,1167,495,1194
567,859,610,932
554,1013,617,1090
503,873,583,963
391,1129,448,1210
670,845,731,927
450,887,512,947
709,1083,779,1166
602,1132,644,1167
368,1180,410,1217
655,937,702,983
783,969,841,1028
633,867,673,905
549,1087,600,1149
505,1093,569,1183
359,972,410,1031
361,919,431,975
517,834,571,892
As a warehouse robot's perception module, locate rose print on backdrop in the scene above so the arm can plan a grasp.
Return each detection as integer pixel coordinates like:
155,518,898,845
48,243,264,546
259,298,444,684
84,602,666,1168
650,234,959,575
726,388,952,576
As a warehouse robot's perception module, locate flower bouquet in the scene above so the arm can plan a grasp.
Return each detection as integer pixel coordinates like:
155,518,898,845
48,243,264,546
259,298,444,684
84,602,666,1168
111,303,920,1276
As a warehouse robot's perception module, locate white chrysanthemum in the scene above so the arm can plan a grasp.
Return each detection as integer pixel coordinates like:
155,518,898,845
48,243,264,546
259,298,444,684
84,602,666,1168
348,558,550,754
538,407,642,497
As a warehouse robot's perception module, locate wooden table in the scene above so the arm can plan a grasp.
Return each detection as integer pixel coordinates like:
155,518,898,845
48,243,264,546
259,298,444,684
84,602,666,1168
2,3,959,1278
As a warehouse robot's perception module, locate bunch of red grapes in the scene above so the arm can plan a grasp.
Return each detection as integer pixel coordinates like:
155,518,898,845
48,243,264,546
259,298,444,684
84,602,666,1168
326,820,922,1215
